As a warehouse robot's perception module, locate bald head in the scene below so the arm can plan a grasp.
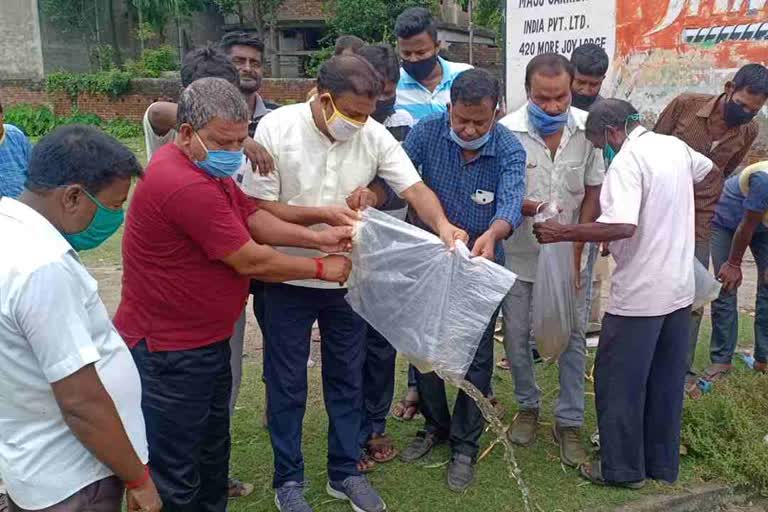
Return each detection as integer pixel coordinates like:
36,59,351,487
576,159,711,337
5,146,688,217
317,55,383,99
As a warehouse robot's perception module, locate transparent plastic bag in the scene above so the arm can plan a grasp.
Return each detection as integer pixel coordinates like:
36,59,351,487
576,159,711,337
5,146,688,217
693,258,721,310
531,204,576,360
346,208,517,378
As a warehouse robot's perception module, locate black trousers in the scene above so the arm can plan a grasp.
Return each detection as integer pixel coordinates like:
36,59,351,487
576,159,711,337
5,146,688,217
131,339,232,512
359,326,397,448
595,307,691,484
415,310,497,460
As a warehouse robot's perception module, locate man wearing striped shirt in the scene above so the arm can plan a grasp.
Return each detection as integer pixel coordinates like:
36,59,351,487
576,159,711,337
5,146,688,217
394,7,472,122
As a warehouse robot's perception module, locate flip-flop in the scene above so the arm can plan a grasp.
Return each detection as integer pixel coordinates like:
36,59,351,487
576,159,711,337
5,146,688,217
228,478,255,499
579,459,646,490
392,399,419,421
357,453,377,474
367,433,399,463
685,377,703,400
703,364,733,383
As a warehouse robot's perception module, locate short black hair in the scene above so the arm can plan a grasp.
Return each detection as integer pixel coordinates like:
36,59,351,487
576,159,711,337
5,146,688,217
585,98,640,136
525,53,574,90
395,7,437,42
450,68,500,107
180,46,239,88
26,125,143,194
334,35,365,56
356,44,400,84
733,63,768,96
219,31,266,55
317,55,383,99
571,43,609,78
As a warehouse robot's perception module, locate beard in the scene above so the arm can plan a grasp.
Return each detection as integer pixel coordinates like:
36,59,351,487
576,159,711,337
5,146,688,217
239,74,262,93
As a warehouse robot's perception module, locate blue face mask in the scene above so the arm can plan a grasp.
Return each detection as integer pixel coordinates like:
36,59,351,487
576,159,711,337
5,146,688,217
527,101,568,136
194,132,244,178
449,127,492,151
63,188,124,252
603,141,617,168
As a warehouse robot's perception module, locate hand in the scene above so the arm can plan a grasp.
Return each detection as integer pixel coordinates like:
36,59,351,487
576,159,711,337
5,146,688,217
323,205,361,227
600,241,611,257
346,187,378,211
320,254,352,284
126,477,162,512
717,261,743,293
573,242,585,290
470,231,496,261
533,219,567,244
438,222,469,249
243,138,275,176
314,226,354,253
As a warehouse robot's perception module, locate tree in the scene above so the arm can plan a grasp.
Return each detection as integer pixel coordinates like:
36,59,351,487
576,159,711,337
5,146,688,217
40,0,98,45
211,0,284,42
130,0,206,44
323,0,438,45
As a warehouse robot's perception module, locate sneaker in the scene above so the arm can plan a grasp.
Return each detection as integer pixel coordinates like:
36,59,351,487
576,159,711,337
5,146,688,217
508,408,539,447
446,453,475,492
327,476,386,512
400,431,444,463
275,481,313,512
552,424,588,467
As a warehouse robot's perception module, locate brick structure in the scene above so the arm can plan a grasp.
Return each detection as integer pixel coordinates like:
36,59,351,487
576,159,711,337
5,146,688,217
441,43,503,80
0,77,316,122
277,0,324,20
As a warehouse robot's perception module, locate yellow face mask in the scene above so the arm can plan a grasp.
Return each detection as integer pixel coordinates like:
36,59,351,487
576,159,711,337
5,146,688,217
322,93,365,141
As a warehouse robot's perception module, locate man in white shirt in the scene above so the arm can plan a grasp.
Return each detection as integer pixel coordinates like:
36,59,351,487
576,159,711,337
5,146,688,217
498,53,604,467
0,125,161,512
533,99,715,488
245,55,468,512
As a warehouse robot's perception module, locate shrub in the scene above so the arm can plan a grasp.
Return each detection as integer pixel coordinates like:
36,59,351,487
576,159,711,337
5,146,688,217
124,46,178,79
4,104,58,137
46,70,133,101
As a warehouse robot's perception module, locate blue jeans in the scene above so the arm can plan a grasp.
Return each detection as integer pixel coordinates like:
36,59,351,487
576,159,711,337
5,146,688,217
583,242,599,329
263,283,366,487
710,226,768,365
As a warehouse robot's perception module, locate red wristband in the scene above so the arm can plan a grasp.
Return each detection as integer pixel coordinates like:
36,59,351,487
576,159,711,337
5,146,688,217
124,465,150,490
314,257,324,280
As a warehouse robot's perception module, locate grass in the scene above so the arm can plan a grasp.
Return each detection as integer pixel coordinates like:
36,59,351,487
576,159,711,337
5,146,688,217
84,135,768,511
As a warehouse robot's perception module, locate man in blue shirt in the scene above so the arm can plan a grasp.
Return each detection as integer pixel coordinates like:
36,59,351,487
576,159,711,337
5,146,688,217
398,68,526,492
710,161,768,374
0,101,32,198
394,7,472,122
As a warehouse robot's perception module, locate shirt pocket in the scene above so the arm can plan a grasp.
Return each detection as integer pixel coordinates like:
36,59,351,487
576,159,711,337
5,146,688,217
562,162,586,195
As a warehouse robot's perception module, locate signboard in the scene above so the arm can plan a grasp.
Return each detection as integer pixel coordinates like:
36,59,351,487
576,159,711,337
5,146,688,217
505,0,617,110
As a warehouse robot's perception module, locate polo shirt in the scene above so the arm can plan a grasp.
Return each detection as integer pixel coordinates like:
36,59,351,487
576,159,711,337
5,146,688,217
244,102,422,289
402,112,526,264
0,198,147,510
713,169,768,233
113,143,258,352
499,104,605,282
396,57,472,122
0,124,32,198
598,127,713,317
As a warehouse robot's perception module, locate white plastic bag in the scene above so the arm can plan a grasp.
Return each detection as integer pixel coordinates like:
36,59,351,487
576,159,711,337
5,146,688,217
346,208,517,378
532,205,576,360
693,258,721,310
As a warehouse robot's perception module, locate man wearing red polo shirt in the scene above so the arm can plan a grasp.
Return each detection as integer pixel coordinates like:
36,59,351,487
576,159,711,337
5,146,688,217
113,77,355,512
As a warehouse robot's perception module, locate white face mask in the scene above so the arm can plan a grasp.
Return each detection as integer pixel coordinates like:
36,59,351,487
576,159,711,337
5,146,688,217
322,94,366,142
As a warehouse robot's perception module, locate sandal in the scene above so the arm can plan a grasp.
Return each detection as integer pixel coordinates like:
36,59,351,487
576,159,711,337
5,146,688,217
579,459,645,490
367,433,399,463
357,452,376,474
703,363,733,383
685,376,702,400
392,399,419,421
228,478,255,499
496,358,510,370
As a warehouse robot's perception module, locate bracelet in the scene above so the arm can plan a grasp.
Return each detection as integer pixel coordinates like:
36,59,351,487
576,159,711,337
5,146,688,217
124,465,150,490
725,261,741,270
313,257,325,280
535,202,546,215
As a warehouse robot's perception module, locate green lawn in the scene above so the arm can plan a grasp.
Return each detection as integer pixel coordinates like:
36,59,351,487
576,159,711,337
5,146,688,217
90,136,768,511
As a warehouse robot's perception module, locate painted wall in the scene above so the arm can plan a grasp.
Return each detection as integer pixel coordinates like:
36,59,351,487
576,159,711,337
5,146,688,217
0,0,45,80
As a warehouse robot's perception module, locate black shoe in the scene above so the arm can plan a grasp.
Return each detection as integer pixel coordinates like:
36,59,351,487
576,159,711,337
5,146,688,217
400,431,444,463
447,454,475,492
532,348,542,364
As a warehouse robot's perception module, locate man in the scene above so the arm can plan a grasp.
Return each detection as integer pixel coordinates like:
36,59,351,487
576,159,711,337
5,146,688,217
397,68,526,492
533,99,715,488
0,100,33,198
395,7,472,122
654,63,768,394
709,160,768,374
570,43,609,111
498,53,603,468
0,125,161,512
246,55,468,512
114,77,354,511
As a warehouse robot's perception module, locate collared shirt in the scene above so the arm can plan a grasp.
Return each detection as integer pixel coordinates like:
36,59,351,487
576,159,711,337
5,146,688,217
499,105,605,282
0,124,32,198
402,112,526,264
713,168,768,233
244,102,423,289
654,92,759,241
0,198,148,510
396,57,473,122
598,127,713,316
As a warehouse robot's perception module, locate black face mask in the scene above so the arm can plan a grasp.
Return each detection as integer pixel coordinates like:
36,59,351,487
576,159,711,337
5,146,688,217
372,96,397,123
571,91,598,111
403,54,438,82
724,96,757,128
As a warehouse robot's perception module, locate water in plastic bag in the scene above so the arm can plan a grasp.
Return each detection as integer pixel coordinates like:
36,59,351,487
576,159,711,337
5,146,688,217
693,258,722,310
346,208,517,379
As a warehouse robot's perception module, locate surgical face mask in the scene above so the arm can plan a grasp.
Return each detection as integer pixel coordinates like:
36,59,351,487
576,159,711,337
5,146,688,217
63,189,124,252
527,101,568,136
372,95,397,123
322,94,366,142
194,132,244,178
602,113,641,168
571,91,598,111
724,96,757,128
402,54,438,82
450,118,492,151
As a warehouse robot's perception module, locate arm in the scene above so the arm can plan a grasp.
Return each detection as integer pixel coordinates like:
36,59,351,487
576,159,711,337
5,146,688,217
573,184,603,286
247,208,353,252
401,181,468,247
721,129,757,176
146,102,177,136
535,221,636,243
652,96,681,135
255,199,360,227
717,211,762,292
